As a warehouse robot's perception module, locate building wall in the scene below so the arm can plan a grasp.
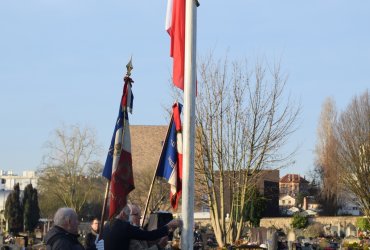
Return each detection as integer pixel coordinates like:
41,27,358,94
279,195,296,207
129,125,168,207
260,216,360,230
129,125,281,217
263,180,279,217
130,125,168,173
0,170,38,191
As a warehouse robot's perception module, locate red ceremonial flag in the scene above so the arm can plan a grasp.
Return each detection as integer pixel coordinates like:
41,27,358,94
166,0,185,90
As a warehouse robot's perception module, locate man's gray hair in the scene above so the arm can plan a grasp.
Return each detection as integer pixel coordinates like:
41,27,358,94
53,207,77,227
123,204,131,216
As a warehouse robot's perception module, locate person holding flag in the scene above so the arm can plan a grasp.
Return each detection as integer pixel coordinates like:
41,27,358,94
102,204,182,250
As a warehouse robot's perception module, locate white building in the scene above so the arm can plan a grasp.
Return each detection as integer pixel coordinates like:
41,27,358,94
279,194,296,207
338,192,362,216
0,170,38,191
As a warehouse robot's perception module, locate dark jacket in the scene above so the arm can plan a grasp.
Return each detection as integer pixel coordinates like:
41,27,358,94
84,230,98,250
44,225,84,250
103,218,169,250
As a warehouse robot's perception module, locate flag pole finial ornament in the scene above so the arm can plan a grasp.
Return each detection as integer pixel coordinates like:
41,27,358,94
126,57,133,76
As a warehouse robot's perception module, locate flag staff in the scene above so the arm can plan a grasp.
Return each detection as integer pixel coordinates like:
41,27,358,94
181,0,198,249
99,58,134,238
141,113,174,228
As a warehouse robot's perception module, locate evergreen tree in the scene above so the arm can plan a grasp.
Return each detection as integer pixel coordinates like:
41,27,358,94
291,213,308,229
4,183,23,234
22,184,40,232
243,188,266,227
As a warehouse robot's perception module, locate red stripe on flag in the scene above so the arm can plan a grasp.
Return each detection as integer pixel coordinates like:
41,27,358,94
170,103,183,209
109,150,134,218
169,0,185,90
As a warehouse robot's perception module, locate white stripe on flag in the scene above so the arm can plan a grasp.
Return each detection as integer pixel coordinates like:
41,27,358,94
176,132,183,154
122,120,131,153
165,0,173,33
168,169,177,195
112,127,123,173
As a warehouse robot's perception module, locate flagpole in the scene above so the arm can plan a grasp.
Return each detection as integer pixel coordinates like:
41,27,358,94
141,114,174,228
99,181,110,239
181,0,197,249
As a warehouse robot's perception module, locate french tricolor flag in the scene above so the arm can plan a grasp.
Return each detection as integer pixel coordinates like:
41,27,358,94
166,0,185,91
102,76,135,219
156,103,183,210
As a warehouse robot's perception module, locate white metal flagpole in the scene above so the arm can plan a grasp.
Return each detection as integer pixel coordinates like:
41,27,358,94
181,0,197,249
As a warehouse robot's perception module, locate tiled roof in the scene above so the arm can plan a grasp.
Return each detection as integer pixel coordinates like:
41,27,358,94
279,174,309,183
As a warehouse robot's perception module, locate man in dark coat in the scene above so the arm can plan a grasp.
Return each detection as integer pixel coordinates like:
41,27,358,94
128,204,168,250
103,204,181,250
44,207,84,250
84,218,100,250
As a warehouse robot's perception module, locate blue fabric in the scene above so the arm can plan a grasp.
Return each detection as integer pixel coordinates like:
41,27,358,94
156,118,177,181
102,104,124,180
156,103,182,181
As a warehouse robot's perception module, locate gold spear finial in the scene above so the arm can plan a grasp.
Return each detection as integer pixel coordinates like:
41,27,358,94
126,56,133,76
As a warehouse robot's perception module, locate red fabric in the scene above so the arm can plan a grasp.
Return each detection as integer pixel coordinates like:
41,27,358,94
169,0,185,90
109,150,134,218
171,103,183,209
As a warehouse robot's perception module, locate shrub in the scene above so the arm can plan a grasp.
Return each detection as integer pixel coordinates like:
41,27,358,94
304,223,324,238
291,213,308,229
356,217,370,231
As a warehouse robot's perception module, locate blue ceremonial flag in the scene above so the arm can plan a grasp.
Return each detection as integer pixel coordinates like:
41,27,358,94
156,103,183,209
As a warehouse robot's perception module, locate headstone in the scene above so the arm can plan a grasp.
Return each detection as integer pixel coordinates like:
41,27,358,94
267,228,277,250
345,223,357,237
287,230,295,250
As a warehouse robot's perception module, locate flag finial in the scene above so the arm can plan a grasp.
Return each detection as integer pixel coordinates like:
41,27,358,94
126,57,133,76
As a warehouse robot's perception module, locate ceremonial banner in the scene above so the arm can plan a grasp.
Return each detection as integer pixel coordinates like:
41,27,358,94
102,76,135,218
156,103,183,209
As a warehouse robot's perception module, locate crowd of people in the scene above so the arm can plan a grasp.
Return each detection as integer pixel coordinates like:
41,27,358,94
44,205,182,250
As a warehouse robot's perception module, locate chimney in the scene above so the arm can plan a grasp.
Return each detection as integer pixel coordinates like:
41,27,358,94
303,196,308,210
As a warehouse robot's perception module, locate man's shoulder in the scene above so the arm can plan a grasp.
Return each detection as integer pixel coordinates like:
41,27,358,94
49,236,84,250
111,218,130,229
45,227,83,250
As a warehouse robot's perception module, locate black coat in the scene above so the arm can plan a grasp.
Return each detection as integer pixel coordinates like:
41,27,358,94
103,219,169,250
44,226,84,250
84,230,98,250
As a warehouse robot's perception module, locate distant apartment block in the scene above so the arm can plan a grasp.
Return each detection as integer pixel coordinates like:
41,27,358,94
279,173,309,197
0,170,38,191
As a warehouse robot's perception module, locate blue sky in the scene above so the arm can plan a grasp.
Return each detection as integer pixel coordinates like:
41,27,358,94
1,1,369,178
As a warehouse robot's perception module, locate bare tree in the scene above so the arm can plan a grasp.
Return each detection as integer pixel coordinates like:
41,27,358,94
129,167,171,214
38,124,103,215
195,55,300,246
334,90,370,219
314,98,341,215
